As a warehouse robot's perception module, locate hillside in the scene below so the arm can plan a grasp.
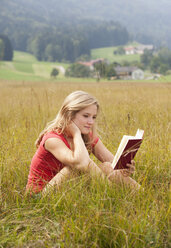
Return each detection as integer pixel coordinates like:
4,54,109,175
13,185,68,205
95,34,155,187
0,51,68,82
91,46,141,63
1,0,171,49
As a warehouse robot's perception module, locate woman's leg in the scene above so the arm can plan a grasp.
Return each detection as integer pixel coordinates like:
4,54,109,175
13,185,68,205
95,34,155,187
87,160,141,190
74,159,140,190
43,160,140,194
97,161,141,190
43,166,72,194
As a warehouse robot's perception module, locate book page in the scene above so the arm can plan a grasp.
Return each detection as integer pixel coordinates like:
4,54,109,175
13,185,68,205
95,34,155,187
135,129,144,139
111,135,129,169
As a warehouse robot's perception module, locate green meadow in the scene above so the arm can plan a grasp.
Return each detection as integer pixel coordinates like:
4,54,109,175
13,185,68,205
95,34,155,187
0,78,170,247
91,46,141,63
0,51,68,82
0,50,171,83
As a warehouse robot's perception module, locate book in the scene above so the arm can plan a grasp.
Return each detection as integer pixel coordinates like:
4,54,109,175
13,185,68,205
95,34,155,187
111,129,144,170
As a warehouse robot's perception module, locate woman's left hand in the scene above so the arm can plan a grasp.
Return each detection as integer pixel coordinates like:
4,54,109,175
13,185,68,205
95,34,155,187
121,160,135,177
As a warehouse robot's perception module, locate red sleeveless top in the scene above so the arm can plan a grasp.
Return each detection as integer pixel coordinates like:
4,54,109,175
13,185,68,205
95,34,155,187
26,131,99,193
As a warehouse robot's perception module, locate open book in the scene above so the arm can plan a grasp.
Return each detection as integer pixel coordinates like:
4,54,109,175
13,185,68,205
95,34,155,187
111,129,144,170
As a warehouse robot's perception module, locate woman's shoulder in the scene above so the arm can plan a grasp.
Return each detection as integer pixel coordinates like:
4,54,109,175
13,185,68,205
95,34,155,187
43,131,65,142
42,131,70,148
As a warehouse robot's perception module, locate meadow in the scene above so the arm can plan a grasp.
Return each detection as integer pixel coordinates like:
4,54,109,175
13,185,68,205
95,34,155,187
0,79,170,247
91,42,142,64
0,51,69,82
1,50,171,84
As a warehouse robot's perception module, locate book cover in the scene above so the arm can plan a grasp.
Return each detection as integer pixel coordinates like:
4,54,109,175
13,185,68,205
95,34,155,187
111,129,144,170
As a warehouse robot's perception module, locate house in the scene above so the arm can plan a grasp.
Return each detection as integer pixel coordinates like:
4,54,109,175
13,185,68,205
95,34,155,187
115,66,144,80
78,58,105,70
124,44,154,55
136,45,154,54
124,46,136,55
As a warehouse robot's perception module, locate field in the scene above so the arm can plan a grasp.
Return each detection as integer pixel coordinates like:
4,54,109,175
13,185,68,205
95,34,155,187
91,46,141,63
0,79,170,247
1,50,171,83
0,51,69,82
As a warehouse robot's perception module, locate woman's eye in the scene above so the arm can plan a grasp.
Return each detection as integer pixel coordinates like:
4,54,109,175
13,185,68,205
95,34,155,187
83,115,88,118
93,116,96,119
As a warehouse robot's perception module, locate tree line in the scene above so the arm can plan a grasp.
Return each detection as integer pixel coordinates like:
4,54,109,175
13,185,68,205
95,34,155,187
0,19,129,63
27,21,129,62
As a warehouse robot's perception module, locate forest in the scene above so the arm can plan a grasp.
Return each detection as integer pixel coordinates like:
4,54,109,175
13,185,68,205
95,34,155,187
1,0,171,61
0,16,129,62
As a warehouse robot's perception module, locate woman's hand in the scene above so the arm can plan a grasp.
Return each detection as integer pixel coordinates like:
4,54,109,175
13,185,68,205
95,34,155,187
120,160,135,177
67,121,81,137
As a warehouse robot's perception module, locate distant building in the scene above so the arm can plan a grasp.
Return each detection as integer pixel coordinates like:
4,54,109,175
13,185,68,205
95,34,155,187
115,66,144,80
78,58,105,70
124,46,136,55
124,45,154,55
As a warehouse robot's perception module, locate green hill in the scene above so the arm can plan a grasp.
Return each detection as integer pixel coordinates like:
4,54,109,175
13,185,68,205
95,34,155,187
0,51,68,82
91,46,141,63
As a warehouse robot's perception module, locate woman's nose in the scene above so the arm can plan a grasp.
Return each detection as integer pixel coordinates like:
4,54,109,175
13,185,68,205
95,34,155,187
88,117,94,124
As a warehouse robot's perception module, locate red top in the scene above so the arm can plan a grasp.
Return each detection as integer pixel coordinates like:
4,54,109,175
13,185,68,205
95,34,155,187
26,131,99,193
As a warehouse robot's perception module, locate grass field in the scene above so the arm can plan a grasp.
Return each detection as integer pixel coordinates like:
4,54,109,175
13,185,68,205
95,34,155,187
0,51,69,82
0,50,171,83
0,79,170,247
91,46,141,63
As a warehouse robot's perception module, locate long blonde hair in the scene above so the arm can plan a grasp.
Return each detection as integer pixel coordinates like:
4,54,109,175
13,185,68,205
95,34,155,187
35,91,99,149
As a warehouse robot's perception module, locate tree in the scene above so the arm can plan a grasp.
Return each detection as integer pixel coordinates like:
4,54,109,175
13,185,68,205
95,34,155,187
105,64,116,78
150,57,161,73
114,46,125,55
50,68,59,78
0,35,13,61
94,62,107,78
65,63,91,78
158,47,171,67
159,64,169,75
140,49,153,68
45,44,63,62
0,39,4,60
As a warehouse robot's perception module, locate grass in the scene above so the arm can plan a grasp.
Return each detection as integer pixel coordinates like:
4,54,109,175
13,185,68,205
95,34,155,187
91,46,141,63
0,51,68,82
1,50,171,83
0,80,170,247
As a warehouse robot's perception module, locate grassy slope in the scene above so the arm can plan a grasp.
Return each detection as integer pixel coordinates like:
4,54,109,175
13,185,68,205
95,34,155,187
0,81,170,247
91,45,141,63
0,51,69,82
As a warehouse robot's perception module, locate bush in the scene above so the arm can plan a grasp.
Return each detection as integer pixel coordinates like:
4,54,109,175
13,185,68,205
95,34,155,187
50,68,59,78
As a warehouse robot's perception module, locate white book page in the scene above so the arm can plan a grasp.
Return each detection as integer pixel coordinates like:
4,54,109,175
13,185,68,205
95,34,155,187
135,129,144,139
111,135,129,169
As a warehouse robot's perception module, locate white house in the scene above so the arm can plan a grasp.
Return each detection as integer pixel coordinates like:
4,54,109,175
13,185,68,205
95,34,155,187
124,44,154,55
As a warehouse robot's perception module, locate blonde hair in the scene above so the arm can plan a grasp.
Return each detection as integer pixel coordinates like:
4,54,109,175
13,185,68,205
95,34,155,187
35,91,99,150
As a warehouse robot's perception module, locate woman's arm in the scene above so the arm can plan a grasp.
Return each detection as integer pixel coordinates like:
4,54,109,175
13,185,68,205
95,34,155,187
93,139,136,177
45,122,90,169
93,139,114,163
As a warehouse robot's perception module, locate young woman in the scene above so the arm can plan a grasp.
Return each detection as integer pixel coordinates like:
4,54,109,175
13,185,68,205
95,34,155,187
26,90,140,194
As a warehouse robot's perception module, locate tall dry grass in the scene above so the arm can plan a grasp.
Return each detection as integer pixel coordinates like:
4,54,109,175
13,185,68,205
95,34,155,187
0,80,170,247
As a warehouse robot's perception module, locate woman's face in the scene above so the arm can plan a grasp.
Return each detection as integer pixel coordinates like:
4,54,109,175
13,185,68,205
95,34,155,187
72,104,97,134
